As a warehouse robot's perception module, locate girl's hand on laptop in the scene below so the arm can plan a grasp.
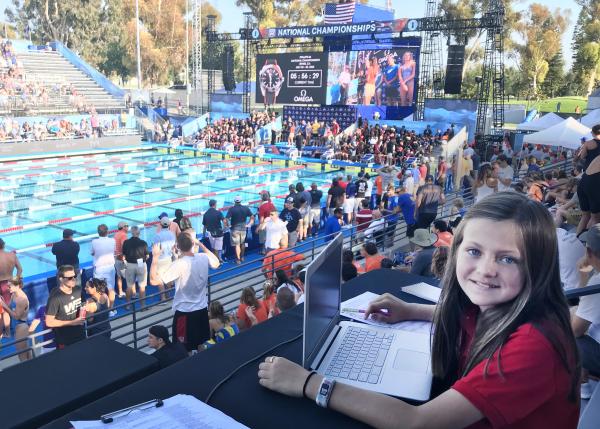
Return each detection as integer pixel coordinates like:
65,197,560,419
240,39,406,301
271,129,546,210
258,356,318,398
364,293,410,324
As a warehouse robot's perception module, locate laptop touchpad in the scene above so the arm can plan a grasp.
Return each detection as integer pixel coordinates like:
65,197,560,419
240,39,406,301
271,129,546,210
393,349,430,373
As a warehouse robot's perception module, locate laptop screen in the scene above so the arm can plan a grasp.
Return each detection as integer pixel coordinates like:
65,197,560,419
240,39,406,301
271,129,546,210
302,233,343,368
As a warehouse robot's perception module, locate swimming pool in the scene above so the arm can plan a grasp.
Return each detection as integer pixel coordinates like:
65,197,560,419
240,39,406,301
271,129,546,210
0,149,341,281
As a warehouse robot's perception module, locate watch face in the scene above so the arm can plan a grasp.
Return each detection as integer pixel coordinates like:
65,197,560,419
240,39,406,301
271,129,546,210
261,65,283,91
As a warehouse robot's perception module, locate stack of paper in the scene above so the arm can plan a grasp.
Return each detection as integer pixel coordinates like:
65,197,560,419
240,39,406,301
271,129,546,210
401,282,442,303
340,291,432,334
71,394,250,429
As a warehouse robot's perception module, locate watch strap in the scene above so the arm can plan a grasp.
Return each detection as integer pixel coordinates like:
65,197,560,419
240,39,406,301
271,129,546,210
315,377,336,408
265,59,277,65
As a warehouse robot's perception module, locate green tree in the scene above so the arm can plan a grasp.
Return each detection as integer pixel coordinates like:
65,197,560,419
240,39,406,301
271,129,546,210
540,48,566,98
439,0,521,78
5,0,123,67
120,0,187,86
570,0,600,95
515,3,569,94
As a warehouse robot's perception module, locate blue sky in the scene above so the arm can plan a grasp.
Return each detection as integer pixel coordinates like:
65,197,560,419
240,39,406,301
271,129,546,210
0,0,581,66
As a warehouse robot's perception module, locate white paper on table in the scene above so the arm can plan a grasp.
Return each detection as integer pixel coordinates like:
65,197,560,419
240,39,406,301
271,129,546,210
70,394,250,429
401,282,442,303
340,291,433,334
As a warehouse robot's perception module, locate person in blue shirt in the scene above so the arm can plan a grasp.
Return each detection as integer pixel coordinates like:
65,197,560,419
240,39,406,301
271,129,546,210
382,54,400,106
324,208,343,241
396,185,417,237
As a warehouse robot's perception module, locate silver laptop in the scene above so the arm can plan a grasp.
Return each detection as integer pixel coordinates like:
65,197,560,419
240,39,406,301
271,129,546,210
302,233,432,401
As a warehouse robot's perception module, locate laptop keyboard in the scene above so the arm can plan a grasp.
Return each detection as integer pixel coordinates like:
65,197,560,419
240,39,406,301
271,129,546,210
324,326,394,384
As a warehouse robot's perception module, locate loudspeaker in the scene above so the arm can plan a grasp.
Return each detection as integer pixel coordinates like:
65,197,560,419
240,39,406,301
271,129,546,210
222,45,236,92
444,45,465,94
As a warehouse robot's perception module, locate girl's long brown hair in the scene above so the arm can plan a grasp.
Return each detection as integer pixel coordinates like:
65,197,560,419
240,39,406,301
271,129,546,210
432,192,580,401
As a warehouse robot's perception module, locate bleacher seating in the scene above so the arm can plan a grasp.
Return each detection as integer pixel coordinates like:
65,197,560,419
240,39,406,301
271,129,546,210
18,50,124,112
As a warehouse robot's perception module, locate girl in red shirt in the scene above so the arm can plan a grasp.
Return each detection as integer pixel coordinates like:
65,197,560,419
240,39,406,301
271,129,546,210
236,287,268,330
259,192,580,428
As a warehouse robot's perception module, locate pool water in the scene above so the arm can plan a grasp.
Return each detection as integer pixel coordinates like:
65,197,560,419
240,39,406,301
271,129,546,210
0,149,341,281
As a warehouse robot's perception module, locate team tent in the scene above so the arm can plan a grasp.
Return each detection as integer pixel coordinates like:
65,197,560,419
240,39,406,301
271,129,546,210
516,112,565,132
523,117,592,150
581,109,600,128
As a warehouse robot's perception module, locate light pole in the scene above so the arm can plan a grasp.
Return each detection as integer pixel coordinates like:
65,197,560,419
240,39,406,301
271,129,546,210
186,0,190,112
135,0,142,90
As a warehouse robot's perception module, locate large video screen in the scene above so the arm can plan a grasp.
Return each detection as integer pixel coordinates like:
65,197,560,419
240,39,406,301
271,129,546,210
326,48,419,107
255,52,328,105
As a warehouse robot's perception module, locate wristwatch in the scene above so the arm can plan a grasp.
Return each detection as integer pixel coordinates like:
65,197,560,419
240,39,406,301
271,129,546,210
259,59,284,106
315,377,336,408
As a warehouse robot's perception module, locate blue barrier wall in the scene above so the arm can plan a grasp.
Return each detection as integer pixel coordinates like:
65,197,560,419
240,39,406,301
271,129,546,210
209,112,250,121
50,41,125,99
181,113,210,137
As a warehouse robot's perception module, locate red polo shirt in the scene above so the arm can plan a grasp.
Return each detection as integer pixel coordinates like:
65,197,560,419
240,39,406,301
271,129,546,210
452,306,579,428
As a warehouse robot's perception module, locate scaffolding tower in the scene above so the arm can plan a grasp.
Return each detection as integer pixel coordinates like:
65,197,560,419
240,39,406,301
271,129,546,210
475,0,505,156
205,15,217,114
242,13,253,113
191,0,204,113
415,0,444,120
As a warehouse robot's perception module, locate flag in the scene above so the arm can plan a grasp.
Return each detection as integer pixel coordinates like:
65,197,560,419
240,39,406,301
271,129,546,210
323,2,356,25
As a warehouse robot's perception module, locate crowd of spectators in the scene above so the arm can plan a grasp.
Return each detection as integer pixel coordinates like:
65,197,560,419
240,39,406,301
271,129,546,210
0,111,130,142
189,110,276,151
279,116,455,164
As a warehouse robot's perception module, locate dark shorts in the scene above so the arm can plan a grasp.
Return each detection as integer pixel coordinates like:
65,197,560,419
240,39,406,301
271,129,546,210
384,86,399,100
172,308,210,352
578,172,600,213
417,212,437,230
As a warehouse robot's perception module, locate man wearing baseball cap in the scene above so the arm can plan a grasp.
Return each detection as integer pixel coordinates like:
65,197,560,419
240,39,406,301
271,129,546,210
572,224,600,399
225,196,254,264
155,211,181,237
51,229,80,283
280,197,302,248
147,325,187,369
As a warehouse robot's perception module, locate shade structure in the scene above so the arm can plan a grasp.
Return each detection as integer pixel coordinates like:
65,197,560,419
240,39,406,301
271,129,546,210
523,117,592,150
517,112,564,131
581,109,600,128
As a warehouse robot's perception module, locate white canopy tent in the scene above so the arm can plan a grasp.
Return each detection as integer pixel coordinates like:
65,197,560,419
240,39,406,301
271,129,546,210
517,112,565,131
523,117,591,150
581,109,600,128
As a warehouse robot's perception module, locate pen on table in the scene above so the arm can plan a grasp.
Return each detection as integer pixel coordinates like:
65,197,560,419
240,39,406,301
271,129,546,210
342,308,388,315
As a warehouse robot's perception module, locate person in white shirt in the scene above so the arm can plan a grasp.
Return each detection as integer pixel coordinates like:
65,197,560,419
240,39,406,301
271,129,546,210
257,209,288,253
153,216,176,301
495,154,514,192
571,224,600,399
90,224,116,309
556,228,586,290
149,233,220,353
403,170,415,196
364,209,386,244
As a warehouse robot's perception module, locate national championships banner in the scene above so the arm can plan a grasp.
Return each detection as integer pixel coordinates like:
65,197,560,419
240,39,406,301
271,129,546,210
253,19,418,40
